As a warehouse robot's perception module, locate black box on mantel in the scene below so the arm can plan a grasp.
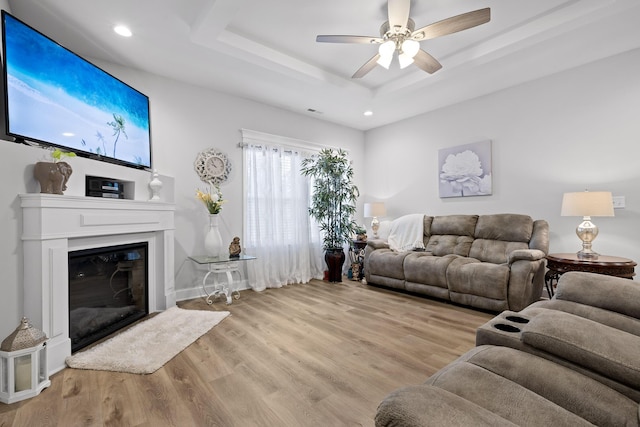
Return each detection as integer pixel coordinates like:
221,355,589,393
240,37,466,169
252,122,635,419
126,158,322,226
85,175,125,199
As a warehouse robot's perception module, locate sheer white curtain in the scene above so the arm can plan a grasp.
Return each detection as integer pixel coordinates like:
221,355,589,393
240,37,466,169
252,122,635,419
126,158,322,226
242,130,324,291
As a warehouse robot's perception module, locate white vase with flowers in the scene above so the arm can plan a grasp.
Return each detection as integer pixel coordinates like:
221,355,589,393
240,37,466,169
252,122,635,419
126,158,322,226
196,183,226,257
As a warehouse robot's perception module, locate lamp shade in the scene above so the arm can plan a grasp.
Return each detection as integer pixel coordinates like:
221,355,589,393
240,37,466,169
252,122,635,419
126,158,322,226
364,202,386,218
401,39,420,58
560,191,614,217
376,54,393,69
398,52,414,69
376,41,395,69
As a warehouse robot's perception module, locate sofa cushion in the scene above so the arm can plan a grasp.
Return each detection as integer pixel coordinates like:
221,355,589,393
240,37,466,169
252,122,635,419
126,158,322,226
523,300,640,338
375,385,517,427
367,249,409,280
521,310,640,390
465,214,533,264
452,346,640,427
430,215,478,236
425,355,596,426
404,253,456,288
424,215,478,257
426,235,475,257
446,258,510,300
555,271,640,320
474,214,533,242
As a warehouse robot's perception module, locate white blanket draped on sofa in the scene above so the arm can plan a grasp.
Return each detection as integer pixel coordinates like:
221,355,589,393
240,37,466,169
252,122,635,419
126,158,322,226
388,214,424,252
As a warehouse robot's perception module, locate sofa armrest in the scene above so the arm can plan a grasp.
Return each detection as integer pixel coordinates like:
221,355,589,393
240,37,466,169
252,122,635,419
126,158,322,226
508,249,546,264
367,239,390,250
506,258,546,311
555,272,640,319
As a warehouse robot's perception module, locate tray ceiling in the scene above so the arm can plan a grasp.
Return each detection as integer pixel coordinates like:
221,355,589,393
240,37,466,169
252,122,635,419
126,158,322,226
8,0,640,130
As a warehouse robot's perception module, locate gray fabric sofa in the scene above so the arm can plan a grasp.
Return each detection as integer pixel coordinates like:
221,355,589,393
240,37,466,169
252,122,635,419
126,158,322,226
376,272,640,426
364,214,549,312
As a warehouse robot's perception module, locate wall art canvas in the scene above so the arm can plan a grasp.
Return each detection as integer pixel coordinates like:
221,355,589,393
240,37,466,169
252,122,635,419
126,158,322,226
438,140,492,198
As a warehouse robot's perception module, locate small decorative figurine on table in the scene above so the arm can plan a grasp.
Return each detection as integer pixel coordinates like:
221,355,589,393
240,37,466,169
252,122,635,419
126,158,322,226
229,237,241,258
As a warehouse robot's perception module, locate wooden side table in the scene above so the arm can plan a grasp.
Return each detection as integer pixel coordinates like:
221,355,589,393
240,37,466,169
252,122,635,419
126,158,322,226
545,253,636,297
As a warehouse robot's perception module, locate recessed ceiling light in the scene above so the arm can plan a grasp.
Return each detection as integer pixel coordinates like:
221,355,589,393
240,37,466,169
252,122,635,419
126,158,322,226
363,110,373,116
113,25,132,37
62,132,75,137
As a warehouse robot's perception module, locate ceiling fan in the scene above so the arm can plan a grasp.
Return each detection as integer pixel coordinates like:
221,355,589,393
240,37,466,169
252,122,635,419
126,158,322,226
316,0,490,78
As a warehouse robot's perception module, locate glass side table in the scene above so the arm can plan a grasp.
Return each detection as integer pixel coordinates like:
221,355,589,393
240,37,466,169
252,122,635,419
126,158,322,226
188,254,256,305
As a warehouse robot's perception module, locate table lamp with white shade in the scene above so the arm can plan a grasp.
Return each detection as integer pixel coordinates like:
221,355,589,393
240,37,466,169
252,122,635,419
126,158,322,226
364,202,386,238
560,191,614,259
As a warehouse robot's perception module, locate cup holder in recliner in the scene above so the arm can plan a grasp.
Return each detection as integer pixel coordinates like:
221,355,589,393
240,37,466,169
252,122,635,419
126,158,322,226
493,323,521,333
505,316,529,324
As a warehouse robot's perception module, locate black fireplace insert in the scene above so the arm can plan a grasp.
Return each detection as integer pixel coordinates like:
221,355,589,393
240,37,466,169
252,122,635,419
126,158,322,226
68,242,149,352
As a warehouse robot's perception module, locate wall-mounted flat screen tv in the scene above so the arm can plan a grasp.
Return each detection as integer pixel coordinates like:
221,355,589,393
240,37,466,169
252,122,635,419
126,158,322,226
1,10,151,169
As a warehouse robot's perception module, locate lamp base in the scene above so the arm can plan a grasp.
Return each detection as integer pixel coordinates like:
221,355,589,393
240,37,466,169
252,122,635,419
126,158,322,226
577,249,599,260
576,217,599,260
371,216,380,239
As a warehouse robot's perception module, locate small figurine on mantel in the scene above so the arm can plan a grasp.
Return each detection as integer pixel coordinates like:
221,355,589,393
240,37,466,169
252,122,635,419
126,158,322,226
229,237,241,258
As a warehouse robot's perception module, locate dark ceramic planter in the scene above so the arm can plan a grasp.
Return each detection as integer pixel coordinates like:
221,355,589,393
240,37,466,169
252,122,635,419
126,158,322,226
325,248,346,283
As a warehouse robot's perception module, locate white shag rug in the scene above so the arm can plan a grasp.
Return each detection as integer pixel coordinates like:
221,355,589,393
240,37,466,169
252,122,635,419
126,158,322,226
65,306,230,374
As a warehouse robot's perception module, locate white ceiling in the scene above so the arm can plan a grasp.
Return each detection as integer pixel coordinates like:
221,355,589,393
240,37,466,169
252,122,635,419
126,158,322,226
7,0,640,130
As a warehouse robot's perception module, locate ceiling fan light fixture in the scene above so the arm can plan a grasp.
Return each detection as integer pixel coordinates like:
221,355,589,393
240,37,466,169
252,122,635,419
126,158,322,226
401,39,420,58
315,2,491,79
378,40,395,57
398,52,414,69
377,53,393,69
377,40,395,69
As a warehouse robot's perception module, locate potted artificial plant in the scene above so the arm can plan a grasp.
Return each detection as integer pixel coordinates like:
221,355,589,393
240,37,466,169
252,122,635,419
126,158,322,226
301,148,359,282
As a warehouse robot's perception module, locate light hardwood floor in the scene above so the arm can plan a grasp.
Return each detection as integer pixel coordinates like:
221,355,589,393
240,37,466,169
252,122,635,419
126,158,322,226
0,279,493,426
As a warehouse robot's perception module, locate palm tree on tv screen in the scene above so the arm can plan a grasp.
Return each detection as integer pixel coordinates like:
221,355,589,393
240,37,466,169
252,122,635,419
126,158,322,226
107,113,128,158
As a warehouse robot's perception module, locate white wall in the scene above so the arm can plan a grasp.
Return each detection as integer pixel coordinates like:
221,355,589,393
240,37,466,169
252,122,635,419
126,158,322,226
0,57,364,339
364,48,640,265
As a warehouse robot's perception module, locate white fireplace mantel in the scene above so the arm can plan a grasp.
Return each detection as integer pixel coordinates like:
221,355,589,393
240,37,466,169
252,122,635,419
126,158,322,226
20,194,176,375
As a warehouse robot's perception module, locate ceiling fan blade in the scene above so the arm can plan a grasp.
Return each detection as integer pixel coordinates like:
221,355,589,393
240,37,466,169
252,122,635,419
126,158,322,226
388,0,411,33
316,35,383,44
413,49,442,74
412,8,490,41
352,54,380,79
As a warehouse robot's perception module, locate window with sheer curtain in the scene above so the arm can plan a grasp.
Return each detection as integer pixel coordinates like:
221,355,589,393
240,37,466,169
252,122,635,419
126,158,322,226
241,129,324,291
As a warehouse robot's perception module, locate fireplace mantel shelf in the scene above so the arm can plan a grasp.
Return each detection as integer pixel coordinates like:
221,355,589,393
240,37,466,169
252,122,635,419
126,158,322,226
20,194,175,241
20,193,176,375
20,193,175,209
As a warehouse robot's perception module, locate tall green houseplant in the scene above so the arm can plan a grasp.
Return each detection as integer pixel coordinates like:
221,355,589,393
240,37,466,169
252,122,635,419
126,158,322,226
301,148,359,282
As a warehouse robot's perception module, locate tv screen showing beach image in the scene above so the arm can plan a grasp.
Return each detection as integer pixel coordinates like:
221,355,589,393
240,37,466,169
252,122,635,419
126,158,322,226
3,12,151,169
